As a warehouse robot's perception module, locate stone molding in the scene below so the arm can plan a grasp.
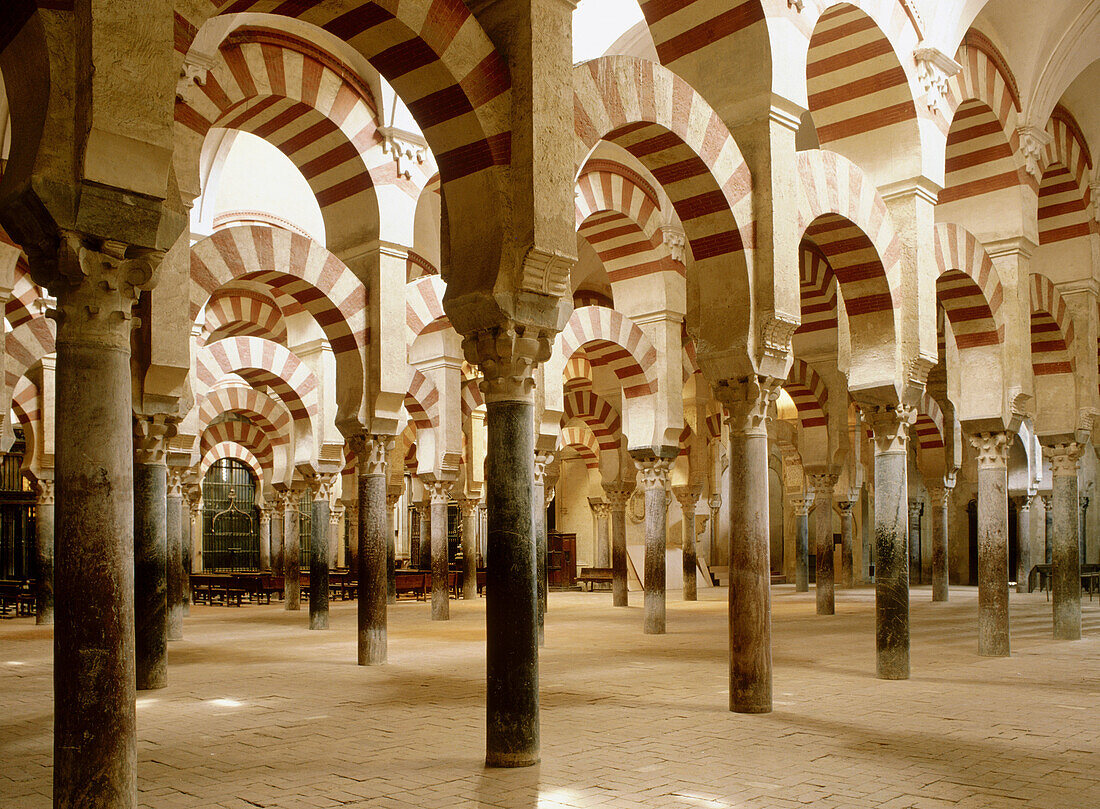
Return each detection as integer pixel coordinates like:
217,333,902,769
329,505,344,526
306,473,336,503
588,498,611,519
385,492,403,509
519,246,573,298
349,434,392,477
836,499,854,516
456,497,479,518
968,431,1011,470
462,325,553,404
913,46,961,112
133,414,178,466
1043,442,1082,478
866,405,915,455
1016,125,1052,180
717,376,781,438
757,314,799,370
34,478,54,507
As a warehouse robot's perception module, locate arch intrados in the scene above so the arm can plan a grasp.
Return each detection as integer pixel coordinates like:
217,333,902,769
196,337,319,425
201,442,266,482
198,386,292,443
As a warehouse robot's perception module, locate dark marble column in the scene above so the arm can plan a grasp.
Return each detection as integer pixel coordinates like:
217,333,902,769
345,502,359,578
673,486,701,601
386,490,401,603
1079,496,1089,566
1013,495,1032,595
929,481,952,602
721,377,778,714
970,431,1011,657
1046,443,1082,640
708,494,722,568
793,495,814,592
308,476,333,629
808,474,838,615
33,478,54,625
590,500,611,569
284,489,302,611
907,500,923,586
459,498,479,599
603,485,633,607
533,452,553,643
354,436,390,665
1042,494,1053,564
428,479,453,621
416,500,430,570
166,469,184,641
270,491,286,578
185,486,201,611
837,494,855,589
634,455,672,635
867,406,913,680
134,415,175,691
258,507,271,571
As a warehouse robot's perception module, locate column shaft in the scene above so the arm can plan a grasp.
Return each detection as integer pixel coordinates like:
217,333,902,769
636,458,670,635
908,501,923,586
1048,445,1082,640
431,486,450,621
931,488,950,602
34,482,54,625
461,502,478,599
681,501,697,601
309,493,330,630
358,440,388,664
166,484,183,641
809,477,837,615
794,502,811,592
533,462,547,643
418,503,431,570
1015,499,1031,595
595,506,610,568
284,500,301,611
609,497,629,606
838,499,855,589
270,501,284,576
972,433,1010,657
1044,498,1053,564
386,494,399,604
134,457,168,690
258,509,271,571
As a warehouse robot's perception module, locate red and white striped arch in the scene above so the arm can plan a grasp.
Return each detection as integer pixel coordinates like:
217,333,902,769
5,261,39,331
406,274,450,342
560,425,600,470
563,389,622,453
4,317,54,389
460,376,484,420
202,288,288,347
10,376,39,428
1038,108,1095,246
913,390,945,452
784,359,829,429
932,223,1004,349
1029,274,1076,377
564,355,594,389
797,241,839,342
201,442,265,485
201,420,275,474
404,367,439,432
197,385,292,447
558,306,659,399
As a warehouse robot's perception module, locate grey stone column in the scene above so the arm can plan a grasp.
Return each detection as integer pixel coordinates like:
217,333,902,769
1041,494,1053,564
808,474,839,615
185,486,201,608
353,436,390,666
722,377,779,714
867,406,914,680
387,490,402,603
970,431,1012,657
345,502,359,577
134,415,175,691
603,485,633,606
1079,496,1089,566
284,489,302,611
708,494,722,568
673,486,701,601
929,480,952,602
634,455,672,635
268,492,284,578
459,498,479,599
308,477,333,629
258,507,271,572
416,501,431,569
1014,495,1032,595
1046,443,1082,640
792,495,814,592
427,479,453,621
533,452,553,643
33,478,54,625
166,469,184,641
837,494,856,589
329,505,343,569
907,500,923,586
590,500,611,569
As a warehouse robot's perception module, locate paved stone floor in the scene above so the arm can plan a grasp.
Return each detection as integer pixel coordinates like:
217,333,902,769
2,585,1098,808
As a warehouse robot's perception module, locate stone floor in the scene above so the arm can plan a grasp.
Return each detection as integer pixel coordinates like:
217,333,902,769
2,585,1099,809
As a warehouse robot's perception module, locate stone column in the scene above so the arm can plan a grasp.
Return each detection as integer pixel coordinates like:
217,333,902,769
33,477,54,625
284,489,302,611
533,452,554,643
792,495,814,592
928,481,952,602
708,494,722,567
867,406,914,680
907,500,923,586
603,485,633,607
427,480,453,621
837,493,856,589
186,486,201,600
1046,443,1082,640
134,414,175,691
329,505,343,569
307,477,333,629
270,490,287,578
634,456,672,635
345,502,359,577
464,326,550,768
416,501,430,569
1041,494,1053,564
808,474,839,615
458,498,479,599
1013,495,1032,595
166,469,184,641
1079,496,1089,566
721,377,779,714
673,486,701,601
387,491,402,603
589,500,611,569
970,431,1012,657
352,436,390,666
258,507,271,572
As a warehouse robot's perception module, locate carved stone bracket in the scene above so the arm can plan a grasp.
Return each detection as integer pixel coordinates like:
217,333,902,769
1017,126,1052,180
968,431,1011,470
462,324,553,404
519,246,574,298
913,46,961,113
378,126,427,180
133,414,179,466
716,376,781,438
176,51,215,101
660,226,687,265
836,499,854,516
1043,442,1083,478
533,451,555,487
757,313,799,370
35,478,54,507
787,0,805,11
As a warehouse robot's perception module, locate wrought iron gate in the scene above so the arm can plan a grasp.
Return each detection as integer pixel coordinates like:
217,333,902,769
0,430,35,581
298,489,312,568
202,459,259,571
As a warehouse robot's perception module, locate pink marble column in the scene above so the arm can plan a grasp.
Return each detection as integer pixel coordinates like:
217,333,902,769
969,431,1012,657
634,455,672,635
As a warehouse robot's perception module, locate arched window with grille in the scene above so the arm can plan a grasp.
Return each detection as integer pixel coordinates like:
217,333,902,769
202,459,259,571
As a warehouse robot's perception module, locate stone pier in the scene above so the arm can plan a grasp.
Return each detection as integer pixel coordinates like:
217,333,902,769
970,431,1011,657
354,436,390,666
33,478,54,626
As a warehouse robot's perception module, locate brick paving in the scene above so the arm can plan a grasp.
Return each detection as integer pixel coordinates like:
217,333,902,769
2,585,1098,808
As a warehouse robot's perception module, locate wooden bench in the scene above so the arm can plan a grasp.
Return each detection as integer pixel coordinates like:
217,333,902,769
190,575,246,607
395,571,429,600
0,581,34,617
576,567,614,591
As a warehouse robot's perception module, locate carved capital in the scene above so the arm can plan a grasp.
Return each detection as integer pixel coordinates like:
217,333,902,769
378,126,427,181
462,324,553,404
926,485,950,508
758,312,799,366
908,499,924,520
456,497,479,518
716,376,781,437
176,51,215,100
34,478,54,507
166,467,186,498
660,226,687,265
1011,494,1032,513
349,434,392,477
634,457,672,491
672,484,702,511
968,431,1011,470
426,480,452,505
793,494,815,517
603,483,635,510
1040,494,1053,510
385,492,403,509
305,473,336,503
259,509,271,528
1043,442,1082,478
329,505,344,526
533,451,555,486
708,494,722,511
836,499,854,516
1080,496,1090,513
866,405,915,455
1017,126,1052,180
133,414,178,466
806,473,839,497
588,498,611,518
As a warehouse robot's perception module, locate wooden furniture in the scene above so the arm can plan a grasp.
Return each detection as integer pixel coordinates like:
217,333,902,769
547,532,577,589
0,580,33,616
576,567,613,591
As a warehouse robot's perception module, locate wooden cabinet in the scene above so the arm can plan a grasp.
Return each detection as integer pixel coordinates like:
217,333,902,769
548,532,577,589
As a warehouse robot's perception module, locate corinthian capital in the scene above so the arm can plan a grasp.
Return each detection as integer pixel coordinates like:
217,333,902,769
806,473,839,496
866,405,915,455
1043,442,1083,478
634,457,672,491
349,434,392,477
133,414,178,466
968,431,1011,469
715,376,780,437
462,324,553,404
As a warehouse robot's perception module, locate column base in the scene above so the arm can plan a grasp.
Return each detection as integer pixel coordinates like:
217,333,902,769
485,751,540,768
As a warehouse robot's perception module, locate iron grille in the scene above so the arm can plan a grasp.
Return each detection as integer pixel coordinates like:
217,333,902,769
299,489,312,568
0,429,35,581
202,459,259,572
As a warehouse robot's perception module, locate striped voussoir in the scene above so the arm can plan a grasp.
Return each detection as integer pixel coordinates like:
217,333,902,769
203,288,289,347
560,424,600,470
5,262,40,331
913,389,945,451
197,385,293,449
807,3,922,147
798,241,839,341
564,355,594,389
4,317,55,390
1038,108,1095,246
676,424,692,457
784,359,828,430
704,400,723,441
201,420,275,474
941,39,1026,205
573,57,754,281
406,275,449,342
400,423,419,469
201,441,265,484
558,306,659,400
563,389,622,453
932,223,1004,349
176,0,511,187
681,330,700,384
637,0,767,72
10,376,40,433
1029,273,1075,377
459,376,483,420
404,367,439,431
575,167,679,283
796,149,901,319
195,336,320,426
